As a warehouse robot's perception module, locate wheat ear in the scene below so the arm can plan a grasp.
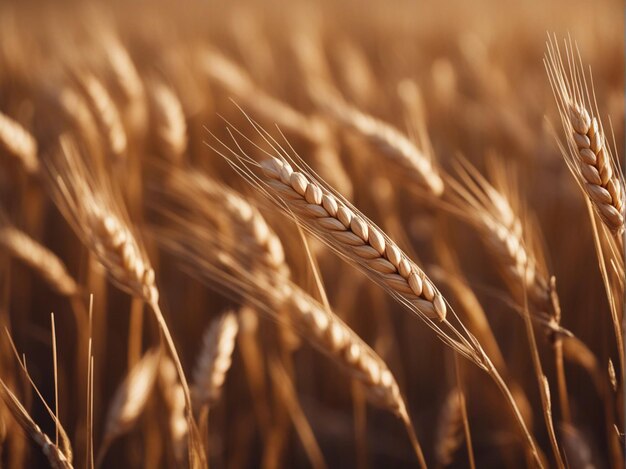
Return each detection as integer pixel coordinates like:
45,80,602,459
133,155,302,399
97,349,160,466
44,136,203,464
0,224,78,296
0,380,72,469
447,157,549,304
310,85,444,196
0,110,39,175
545,36,625,234
191,311,239,412
78,73,127,161
159,357,189,464
147,78,188,164
212,120,544,467
435,388,465,467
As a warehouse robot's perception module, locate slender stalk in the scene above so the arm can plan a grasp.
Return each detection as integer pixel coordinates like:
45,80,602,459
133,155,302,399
520,282,565,468
454,356,475,469
401,413,428,469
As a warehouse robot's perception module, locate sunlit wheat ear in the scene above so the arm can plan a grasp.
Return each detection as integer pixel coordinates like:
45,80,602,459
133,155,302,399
98,349,160,459
545,35,625,234
147,78,188,164
0,380,73,469
446,156,550,305
0,224,78,297
0,110,39,175
215,129,447,320
310,84,444,196
191,311,239,413
44,135,158,304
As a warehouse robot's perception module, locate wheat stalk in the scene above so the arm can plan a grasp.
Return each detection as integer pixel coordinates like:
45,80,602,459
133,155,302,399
152,198,412,421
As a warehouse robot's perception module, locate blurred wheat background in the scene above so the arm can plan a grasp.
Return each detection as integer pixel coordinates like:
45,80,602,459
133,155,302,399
0,0,623,467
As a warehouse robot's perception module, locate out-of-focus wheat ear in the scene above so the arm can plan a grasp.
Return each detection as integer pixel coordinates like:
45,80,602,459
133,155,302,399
309,84,444,196
0,380,73,469
447,156,550,305
96,349,160,467
0,225,78,297
101,34,147,134
435,388,465,467
198,49,353,198
147,78,188,164
545,35,625,234
78,73,127,162
57,86,104,161
0,110,39,175
191,311,239,413
158,356,189,465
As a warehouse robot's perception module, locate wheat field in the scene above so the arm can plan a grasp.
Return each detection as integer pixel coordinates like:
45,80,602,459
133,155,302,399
0,0,623,467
